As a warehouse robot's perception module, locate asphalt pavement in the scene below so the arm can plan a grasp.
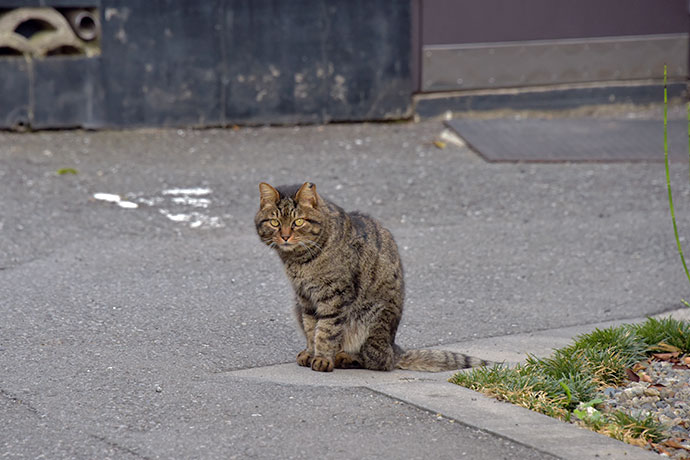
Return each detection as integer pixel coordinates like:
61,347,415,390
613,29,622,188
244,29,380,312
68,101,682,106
1,112,689,459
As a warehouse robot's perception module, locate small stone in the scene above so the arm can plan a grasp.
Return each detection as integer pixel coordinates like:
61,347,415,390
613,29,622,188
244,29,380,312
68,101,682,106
641,403,656,412
670,425,689,436
644,387,661,397
664,408,678,419
676,388,690,399
603,387,617,398
599,402,614,412
658,414,674,426
660,388,676,399
629,385,645,397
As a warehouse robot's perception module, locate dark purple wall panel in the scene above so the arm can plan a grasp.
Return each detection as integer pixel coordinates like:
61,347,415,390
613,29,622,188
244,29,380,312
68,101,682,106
421,0,689,46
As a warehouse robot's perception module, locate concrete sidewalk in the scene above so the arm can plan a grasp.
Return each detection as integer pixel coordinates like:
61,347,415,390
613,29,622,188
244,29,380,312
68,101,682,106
1,113,688,459
230,309,690,460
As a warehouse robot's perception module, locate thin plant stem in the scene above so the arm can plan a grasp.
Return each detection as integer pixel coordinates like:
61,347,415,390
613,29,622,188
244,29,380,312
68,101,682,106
663,65,690,307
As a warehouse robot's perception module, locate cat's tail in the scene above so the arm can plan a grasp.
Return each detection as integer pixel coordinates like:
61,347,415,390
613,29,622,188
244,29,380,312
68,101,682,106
394,348,493,372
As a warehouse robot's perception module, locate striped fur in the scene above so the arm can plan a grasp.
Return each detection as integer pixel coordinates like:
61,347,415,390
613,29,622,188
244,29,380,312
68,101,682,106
255,182,490,373
395,348,492,372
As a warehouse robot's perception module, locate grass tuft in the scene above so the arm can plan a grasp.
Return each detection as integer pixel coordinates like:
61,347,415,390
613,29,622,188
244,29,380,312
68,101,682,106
575,407,665,446
607,411,666,445
450,317,689,448
571,326,648,362
628,317,690,353
583,348,630,387
450,365,570,418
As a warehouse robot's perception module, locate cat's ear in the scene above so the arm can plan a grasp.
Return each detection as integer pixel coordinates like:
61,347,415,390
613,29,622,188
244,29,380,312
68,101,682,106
295,182,318,208
259,182,279,208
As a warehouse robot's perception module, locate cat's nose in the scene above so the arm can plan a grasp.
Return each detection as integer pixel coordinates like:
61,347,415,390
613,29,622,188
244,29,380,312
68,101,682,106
280,234,290,241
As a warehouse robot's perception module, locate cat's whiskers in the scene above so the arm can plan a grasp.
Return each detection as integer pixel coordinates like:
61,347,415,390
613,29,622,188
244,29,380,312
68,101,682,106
301,240,324,259
298,241,315,259
304,239,323,252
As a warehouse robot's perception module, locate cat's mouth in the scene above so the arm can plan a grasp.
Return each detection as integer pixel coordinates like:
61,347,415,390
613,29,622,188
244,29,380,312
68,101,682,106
276,240,298,251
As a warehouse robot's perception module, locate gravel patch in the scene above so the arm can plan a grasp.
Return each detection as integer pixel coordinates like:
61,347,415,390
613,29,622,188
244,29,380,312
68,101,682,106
599,357,690,459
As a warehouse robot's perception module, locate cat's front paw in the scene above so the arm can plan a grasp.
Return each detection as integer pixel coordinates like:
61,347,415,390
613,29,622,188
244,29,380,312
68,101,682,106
296,350,313,367
334,351,359,369
311,356,334,372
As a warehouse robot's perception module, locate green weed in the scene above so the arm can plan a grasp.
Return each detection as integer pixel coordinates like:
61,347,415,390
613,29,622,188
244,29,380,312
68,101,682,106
663,64,690,305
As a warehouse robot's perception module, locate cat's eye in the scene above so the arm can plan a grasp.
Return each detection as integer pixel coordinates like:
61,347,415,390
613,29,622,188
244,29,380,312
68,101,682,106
293,218,305,227
269,219,280,227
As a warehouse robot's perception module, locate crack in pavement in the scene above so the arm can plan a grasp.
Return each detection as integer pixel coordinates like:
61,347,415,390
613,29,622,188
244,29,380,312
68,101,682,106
1,387,42,417
89,434,153,460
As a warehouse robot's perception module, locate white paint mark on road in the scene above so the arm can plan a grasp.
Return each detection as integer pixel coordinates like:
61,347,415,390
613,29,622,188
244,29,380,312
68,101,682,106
171,196,210,208
159,209,222,228
94,193,120,202
162,187,211,196
94,187,223,229
137,196,165,207
93,193,139,209
159,210,189,222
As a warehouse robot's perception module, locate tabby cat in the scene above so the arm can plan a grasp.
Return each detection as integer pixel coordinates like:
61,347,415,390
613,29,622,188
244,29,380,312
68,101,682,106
254,181,491,372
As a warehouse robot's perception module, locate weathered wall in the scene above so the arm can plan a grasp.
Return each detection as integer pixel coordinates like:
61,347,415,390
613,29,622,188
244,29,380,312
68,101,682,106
0,0,412,129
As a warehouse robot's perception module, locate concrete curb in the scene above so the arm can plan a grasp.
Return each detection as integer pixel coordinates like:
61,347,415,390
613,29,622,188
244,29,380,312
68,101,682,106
227,308,689,460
